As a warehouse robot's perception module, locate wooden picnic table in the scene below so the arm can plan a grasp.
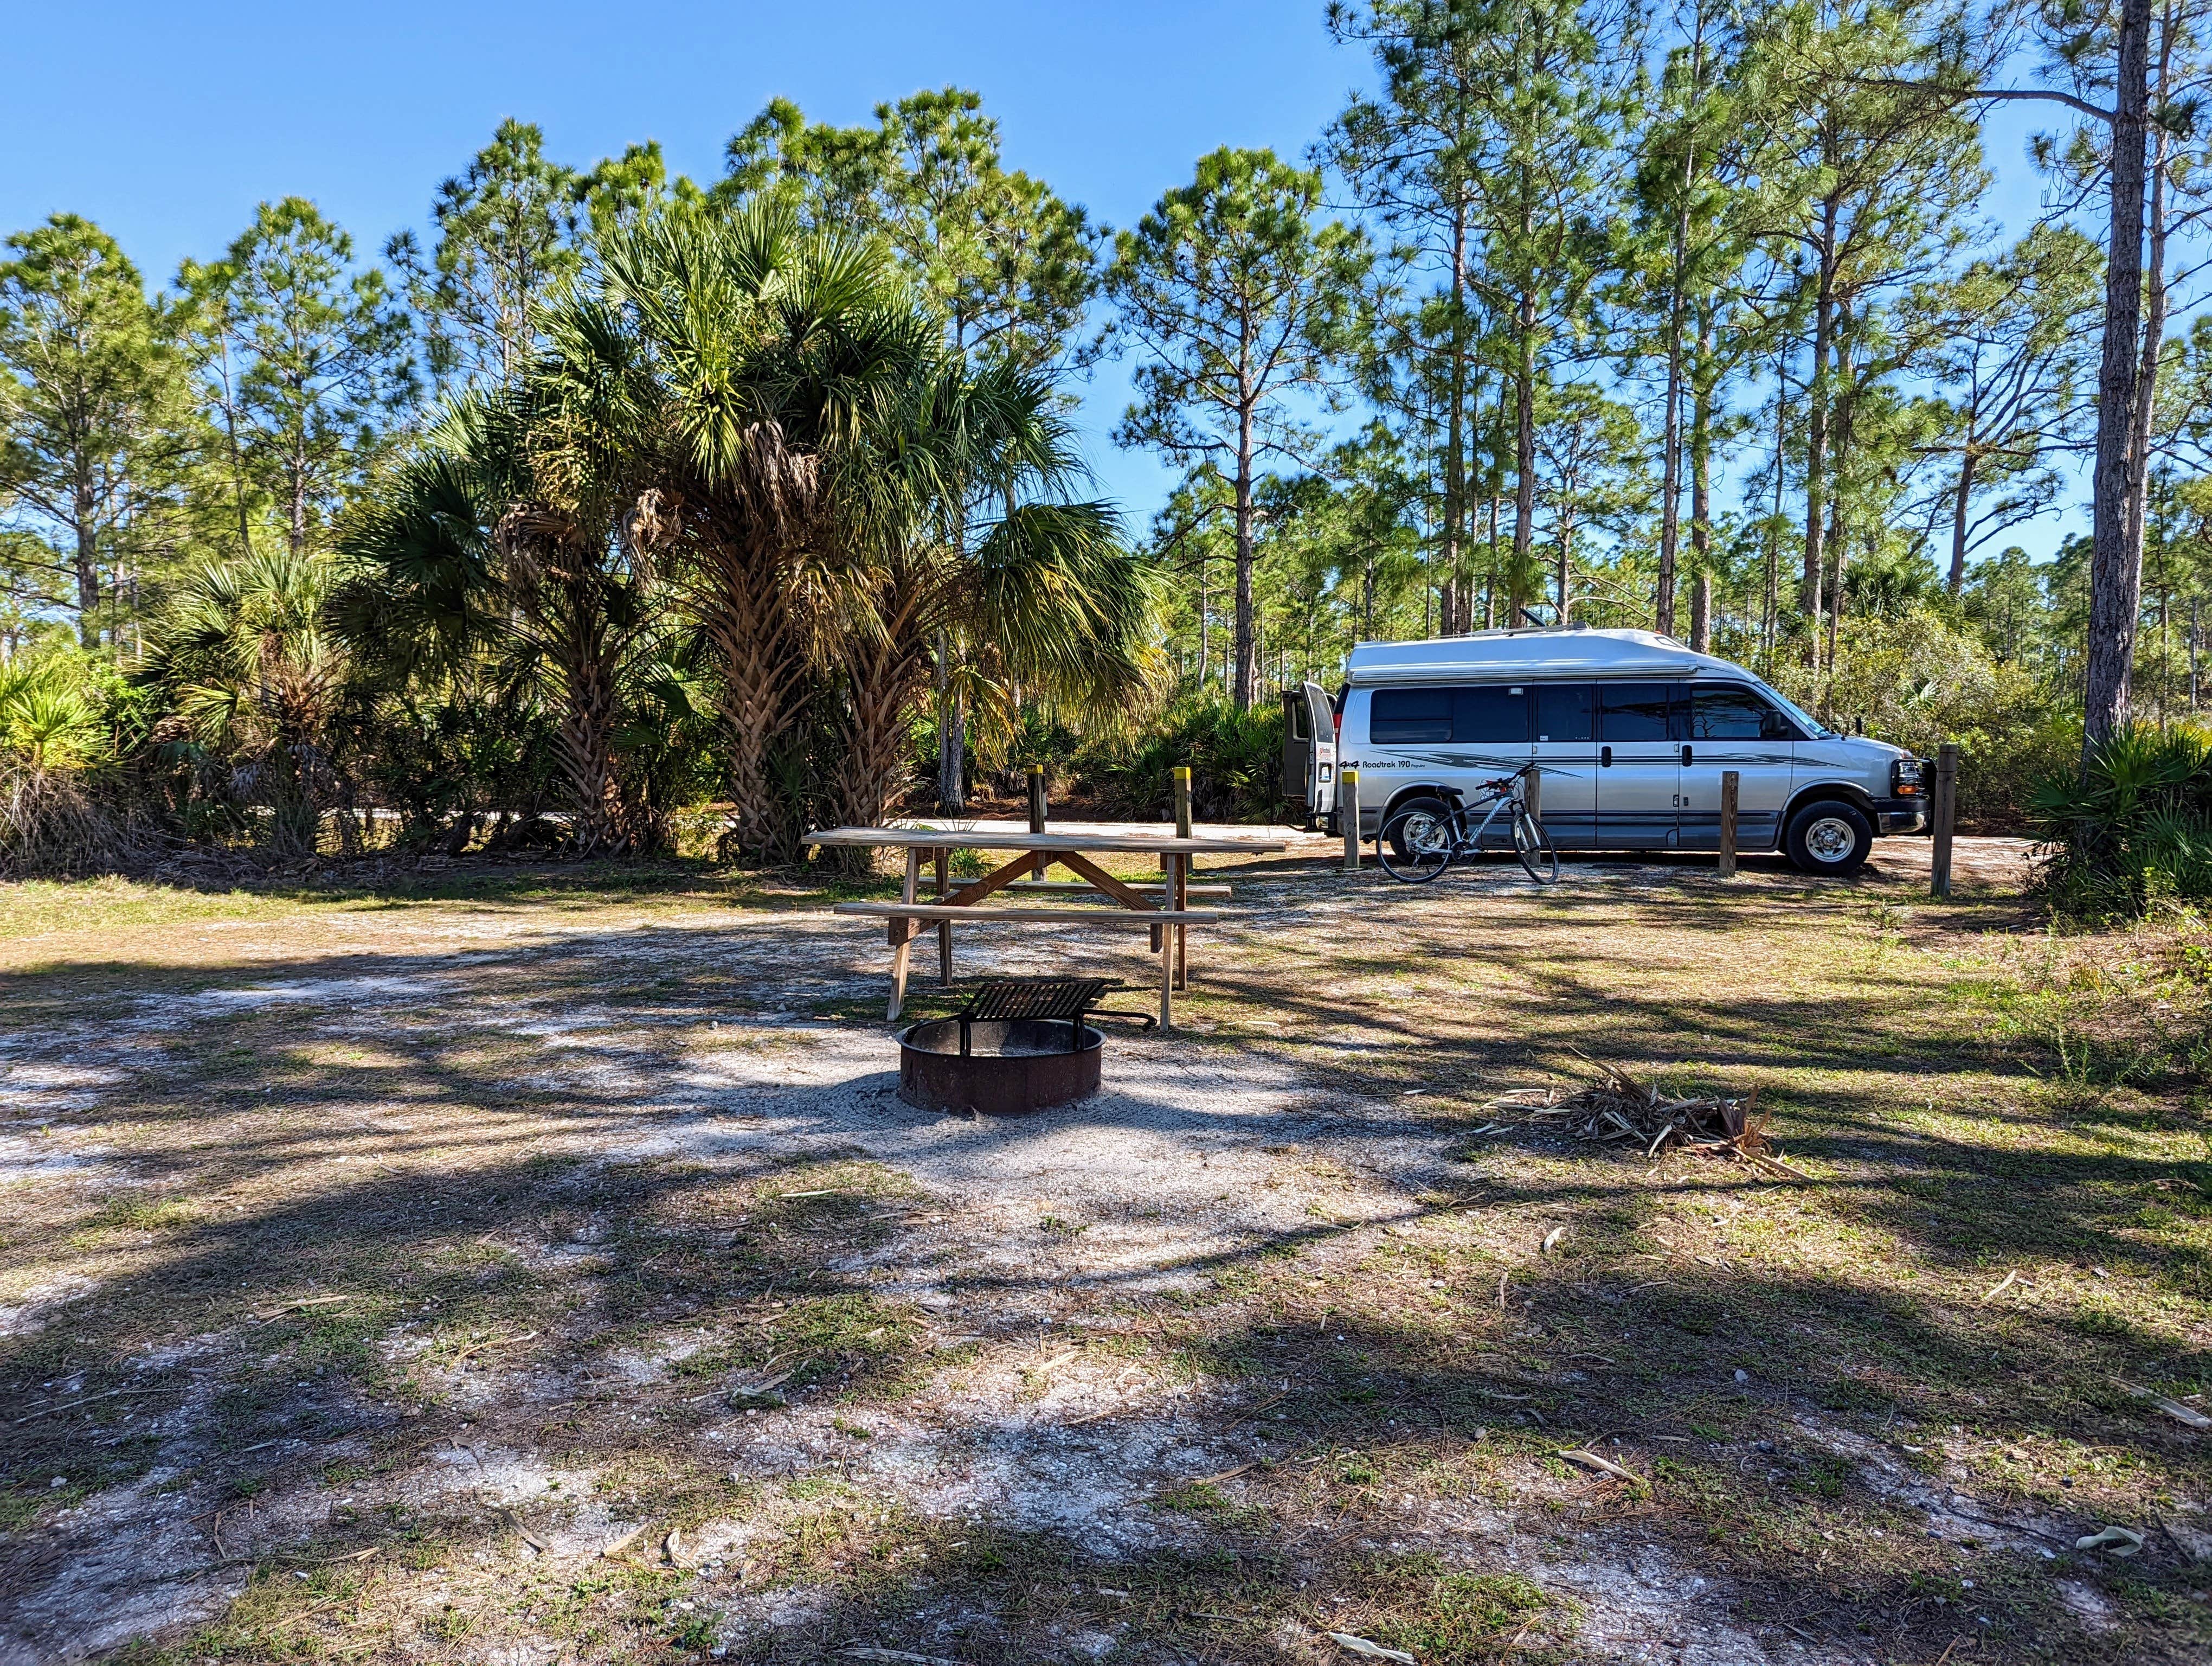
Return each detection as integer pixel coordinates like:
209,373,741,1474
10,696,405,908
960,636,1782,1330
808,825,1287,1029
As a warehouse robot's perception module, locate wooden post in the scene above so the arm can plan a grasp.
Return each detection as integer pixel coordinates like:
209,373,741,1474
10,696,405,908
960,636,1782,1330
1718,770,1739,877
888,845,920,1021
1159,908,1174,1033
934,847,952,983
1524,767,1542,823
1931,742,1959,899
1027,764,1047,879
1341,769,1360,871
1169,766,1192,975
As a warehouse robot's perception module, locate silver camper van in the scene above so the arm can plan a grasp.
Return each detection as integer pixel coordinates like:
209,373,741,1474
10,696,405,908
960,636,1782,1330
1282,627,1925,875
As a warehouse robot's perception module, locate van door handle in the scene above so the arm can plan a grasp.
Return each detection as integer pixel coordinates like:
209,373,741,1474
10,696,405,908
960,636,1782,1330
1682,745,1693,766
1600,746,1612,767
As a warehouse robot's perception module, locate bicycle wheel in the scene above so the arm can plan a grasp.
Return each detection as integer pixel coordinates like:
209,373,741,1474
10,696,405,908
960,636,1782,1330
1512,806,1559,884
1378,808,1455,884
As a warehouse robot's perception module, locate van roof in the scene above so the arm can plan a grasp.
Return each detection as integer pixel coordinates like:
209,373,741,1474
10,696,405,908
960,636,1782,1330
1343,627,1741,685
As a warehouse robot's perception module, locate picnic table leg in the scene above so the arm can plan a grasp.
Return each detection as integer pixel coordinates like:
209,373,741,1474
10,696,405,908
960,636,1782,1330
1152,853,1165,952
1173,854,1189,991
934,848,951,983
1159,914,1174,1033
888,847,920,1022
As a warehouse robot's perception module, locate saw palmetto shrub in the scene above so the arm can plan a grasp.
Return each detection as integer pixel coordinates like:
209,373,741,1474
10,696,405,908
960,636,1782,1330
1082,694,1284,823
2031,725,2212,915
0,656,135,877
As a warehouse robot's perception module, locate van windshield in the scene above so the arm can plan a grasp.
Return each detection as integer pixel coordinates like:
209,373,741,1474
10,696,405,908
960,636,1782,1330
1750,678,1836,739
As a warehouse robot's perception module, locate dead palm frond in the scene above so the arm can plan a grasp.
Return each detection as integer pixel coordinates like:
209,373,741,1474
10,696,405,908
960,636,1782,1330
1488,1060,1811,1181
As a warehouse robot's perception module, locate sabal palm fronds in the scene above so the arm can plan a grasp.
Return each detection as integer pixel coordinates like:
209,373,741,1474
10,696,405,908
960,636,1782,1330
338,374,666,855
826,354,1163,833
146,547,348,856
585,202,937,860
0,660,104,771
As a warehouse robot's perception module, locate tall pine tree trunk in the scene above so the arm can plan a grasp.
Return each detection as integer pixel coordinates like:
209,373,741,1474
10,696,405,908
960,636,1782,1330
1803,195,1839,669
2084,0,2155,751
1689,354,1713,653
1656,203,1688,638
1232,402,1257,711
72,473,98,648
1948,451,1977,594
1510,289,1536,626
1442,204,1469,637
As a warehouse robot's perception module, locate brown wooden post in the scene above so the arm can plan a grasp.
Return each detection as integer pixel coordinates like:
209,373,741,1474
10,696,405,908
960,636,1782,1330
1718,770,1739,877
888,845,921,1021
1931,742,1959,899
1524,766,1542,823
1341,769,1361,870
1173,766,1192,986
1159,907,1175,1033
1027,764,1047,879
934,846,952,983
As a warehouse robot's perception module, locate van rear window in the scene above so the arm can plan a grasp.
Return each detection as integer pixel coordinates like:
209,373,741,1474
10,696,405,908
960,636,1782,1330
1369,685,1529,745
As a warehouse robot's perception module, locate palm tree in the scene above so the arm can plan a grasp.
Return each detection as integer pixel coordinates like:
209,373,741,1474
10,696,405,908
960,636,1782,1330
827,356,1161,832
146,547,348,856
337,364,666,855
584,202,934,861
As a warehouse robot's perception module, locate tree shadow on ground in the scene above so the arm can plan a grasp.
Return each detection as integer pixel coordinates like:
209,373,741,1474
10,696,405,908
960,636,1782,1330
0,870,2204,1663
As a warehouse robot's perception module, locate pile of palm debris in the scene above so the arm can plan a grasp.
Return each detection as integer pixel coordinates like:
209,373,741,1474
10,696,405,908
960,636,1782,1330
1487,1060,1812,1181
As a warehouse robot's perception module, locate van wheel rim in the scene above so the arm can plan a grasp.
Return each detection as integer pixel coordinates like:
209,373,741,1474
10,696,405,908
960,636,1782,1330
1805,816,1855,862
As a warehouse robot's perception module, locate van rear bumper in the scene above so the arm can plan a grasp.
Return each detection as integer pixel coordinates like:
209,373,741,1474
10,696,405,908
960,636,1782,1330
1872,796,1927,836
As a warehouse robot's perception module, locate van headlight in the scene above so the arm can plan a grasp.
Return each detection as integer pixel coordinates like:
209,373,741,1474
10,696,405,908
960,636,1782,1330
1891,758,1925,798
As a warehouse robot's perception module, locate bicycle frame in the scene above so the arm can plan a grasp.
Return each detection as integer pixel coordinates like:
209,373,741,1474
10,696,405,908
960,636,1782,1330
1427,767,1534,857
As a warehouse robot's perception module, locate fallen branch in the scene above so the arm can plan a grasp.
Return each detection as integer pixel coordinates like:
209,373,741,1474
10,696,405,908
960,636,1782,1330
252,1294,357,1324
2115,1377,2212,1430
1558,1447,1649,1488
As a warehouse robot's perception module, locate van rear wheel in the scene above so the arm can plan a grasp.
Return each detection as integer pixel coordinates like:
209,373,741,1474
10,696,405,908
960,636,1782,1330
1785,799,1874,876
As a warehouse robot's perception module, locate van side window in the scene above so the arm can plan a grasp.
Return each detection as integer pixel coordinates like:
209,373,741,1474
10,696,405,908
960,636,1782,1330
1452,685,1529,744
1533,683,1593,743
1598,682,1681,741
1370,688,1453,743
1692,686,1798,740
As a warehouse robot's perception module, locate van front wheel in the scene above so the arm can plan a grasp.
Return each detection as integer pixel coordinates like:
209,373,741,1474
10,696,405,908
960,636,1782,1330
1785,799,1874,876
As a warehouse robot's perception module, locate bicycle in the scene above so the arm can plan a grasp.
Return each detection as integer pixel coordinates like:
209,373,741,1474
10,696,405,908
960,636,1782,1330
1376,765,1559,885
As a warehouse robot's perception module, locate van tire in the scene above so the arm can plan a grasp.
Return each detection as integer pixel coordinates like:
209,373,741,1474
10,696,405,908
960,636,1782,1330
1785,798,1874,876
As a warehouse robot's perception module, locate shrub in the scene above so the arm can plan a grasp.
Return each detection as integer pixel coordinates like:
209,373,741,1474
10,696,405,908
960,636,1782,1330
0,654,135,877
2031,723,2212,915
1078,694,1286,823
1770,604,2070,826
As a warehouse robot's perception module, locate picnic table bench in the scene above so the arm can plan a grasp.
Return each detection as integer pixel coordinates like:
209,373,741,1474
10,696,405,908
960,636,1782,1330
808,825,1285,1029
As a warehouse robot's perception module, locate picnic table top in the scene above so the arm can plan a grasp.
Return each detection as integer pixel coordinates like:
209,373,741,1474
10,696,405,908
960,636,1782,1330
807,824,1287,856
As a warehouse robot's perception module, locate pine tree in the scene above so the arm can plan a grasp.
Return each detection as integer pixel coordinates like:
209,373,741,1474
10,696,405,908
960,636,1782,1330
1104,148,1369,709
387,119,585,392
0,215,195,647
179,200,415,560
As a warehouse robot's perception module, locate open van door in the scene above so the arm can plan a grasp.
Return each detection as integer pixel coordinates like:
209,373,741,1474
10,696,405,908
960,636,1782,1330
1280,681,1336,826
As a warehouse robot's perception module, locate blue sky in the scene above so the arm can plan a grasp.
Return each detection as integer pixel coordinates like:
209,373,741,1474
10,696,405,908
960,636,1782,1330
3,1,1373,528
3,2,2084,559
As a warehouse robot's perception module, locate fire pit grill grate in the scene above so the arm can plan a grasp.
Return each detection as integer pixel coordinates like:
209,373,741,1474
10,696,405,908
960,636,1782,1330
954,976,1109,1055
